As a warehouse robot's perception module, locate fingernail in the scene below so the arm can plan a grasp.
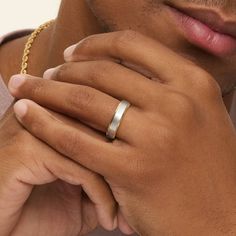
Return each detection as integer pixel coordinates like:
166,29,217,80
43,68,56,79
14,100,28,119
64,44,77,60
8,75,26,92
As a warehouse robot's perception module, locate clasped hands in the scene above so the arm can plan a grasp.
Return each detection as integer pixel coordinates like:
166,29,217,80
5,30,236,235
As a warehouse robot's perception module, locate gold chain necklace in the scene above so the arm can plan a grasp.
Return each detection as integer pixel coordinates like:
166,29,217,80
20,20,236,93
20,20,54,74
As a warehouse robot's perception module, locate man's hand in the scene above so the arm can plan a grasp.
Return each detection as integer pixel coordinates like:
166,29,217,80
9,30,236,235
0,108,118,236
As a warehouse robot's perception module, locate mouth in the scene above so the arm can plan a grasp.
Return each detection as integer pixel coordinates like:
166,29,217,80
165,3,236,57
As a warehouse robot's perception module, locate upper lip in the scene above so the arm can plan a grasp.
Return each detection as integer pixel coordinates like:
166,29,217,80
166,2,236,38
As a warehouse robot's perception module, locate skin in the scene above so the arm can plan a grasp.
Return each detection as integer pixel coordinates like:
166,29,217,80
0,0,236,235
7,31,236,235
0,1,130,235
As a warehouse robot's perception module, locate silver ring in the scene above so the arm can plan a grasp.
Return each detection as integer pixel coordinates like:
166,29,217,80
106,100,131,140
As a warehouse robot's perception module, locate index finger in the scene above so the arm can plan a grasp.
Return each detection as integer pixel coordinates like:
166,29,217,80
64,30,197,85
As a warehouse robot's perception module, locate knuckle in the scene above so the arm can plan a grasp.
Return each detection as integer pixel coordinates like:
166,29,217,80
192,69,221,99
28,79,46,98
175,93,194,111
170,92,195,115
88,61,117,82
88,61,107,82
191,67,210,80
161,91,198,125
66,86,95,112
201,77,221,98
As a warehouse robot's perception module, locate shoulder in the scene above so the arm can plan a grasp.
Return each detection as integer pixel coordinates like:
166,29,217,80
0,30,32,84
0,30,32,45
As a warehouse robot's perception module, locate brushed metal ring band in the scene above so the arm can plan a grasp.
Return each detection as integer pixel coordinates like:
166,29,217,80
106,100,131,140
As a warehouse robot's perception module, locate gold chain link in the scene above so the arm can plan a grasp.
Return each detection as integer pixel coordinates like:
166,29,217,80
20,20,236,92
20,20,54,74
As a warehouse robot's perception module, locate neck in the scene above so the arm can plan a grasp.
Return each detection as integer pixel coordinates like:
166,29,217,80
28,0,104,76
0,0,235,124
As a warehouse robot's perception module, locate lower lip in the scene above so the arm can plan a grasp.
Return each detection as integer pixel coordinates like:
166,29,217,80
166,6,236,57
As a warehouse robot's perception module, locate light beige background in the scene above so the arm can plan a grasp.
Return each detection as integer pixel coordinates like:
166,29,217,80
0,0,60,35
